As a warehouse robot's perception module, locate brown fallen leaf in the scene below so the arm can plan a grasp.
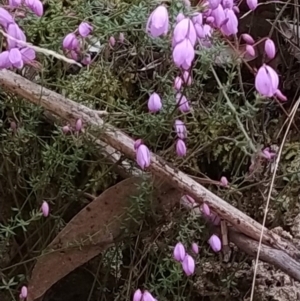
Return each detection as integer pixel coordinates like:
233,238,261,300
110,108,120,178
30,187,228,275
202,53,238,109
27,176,181,301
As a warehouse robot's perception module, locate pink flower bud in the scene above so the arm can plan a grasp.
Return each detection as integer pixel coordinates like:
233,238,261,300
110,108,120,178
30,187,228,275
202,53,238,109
201,203,210,216
208,234,221,252
192,13,203,25
62,125,70,134
63,33,79,50
264,38,276,59
174,76,182,90
222,0,234,9
241,33,255,45
174,120,187,139
9,48,23,69
181,254,195,276
211,4,226,28
221,8,238,36
41,201,49,217
220,176,228,187
182,71,192,86
20,286,28,299
246,44,255,57
173,18,197,47
9,0,22,7
275,89,287,102
109,36,116,47
133,289,142,301
24,0,43,17
148,92,162,113
146,5,169,37
75,118,82,132
173,242,186,262
176,93,190,113
255,64,279,97
7,23,26,49
176,13,185,23
191,242,199,254
176,139,187,157
136,144,151,169
78,22,93,37
246,0,258,10
134,139,143,150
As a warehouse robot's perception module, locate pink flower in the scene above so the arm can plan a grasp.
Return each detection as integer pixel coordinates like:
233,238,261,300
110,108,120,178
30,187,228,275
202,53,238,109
208,0,221,10
201,203,210,216
262,147,276,160
192,13,203,26
246,0,258,10
133,289,142,301
176,93,190,112
241,33,255,45
148,92,162,112
191,242,199,254
9,0,22,7
75,118,82,132
109,36,116,47
222,0,234,8
176,12,185,23
20,286,28,299
62,33,79,50
176,139,187,157
9,48,23,69
136,144,151,169
174,76,182,90
172,38,195,70
182,71,192,86
264,38,276,59
221,9,238,36
78,22,93,37
173,242,186,262
173,18,197,47
41,201,50,217
20,47,36,63
0,51,11,69
211,4,226,28
255,64,279,97
246,44,255,57
174,120,187,139
181,254,195,276
208,234,221,252
0,8,14,28
7,23,26,49
220,176,228,187
146,5,169,37
24,0,43,16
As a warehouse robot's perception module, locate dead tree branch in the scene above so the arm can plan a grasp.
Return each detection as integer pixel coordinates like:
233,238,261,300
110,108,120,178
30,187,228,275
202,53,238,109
1,69,300,280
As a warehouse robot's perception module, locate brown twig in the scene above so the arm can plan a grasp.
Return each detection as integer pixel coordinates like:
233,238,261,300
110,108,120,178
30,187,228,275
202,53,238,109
1,69,300,279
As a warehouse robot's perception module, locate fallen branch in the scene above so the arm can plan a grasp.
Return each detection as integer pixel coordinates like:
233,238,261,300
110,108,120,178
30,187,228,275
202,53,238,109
1,69,300,279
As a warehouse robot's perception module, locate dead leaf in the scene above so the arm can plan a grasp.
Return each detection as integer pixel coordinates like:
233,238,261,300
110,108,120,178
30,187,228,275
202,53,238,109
27,176,181,301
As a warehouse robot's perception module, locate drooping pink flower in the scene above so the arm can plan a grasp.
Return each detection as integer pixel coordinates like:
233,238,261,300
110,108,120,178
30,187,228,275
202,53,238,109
201,203,210,216
146,5,169,37
176,93,190,112
174,76,182,90
9,47,23,69
211,4,226,28
62,33,79,50
208,234,221,252
208,0,221,10
41,201,50,217
9,0,22,7
20,286,28,299
7,23,26,49
173,242,186,262
191,242,199,254
0,8,14,28
136,144,151,169
221,9,238,36
220,176,228,187
182,71,192,86
24,0,43,16
20,47,36,63
241,33,255,45
176,139,187,157
174,120,187,139
181,254,195,276
246,0,258,10
148,92,162,112
255,64,279,97
78,22,93,37
173,18,197,47
245,44,255,57
133,289,142,301
172,38,195,70
264,38,276,59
